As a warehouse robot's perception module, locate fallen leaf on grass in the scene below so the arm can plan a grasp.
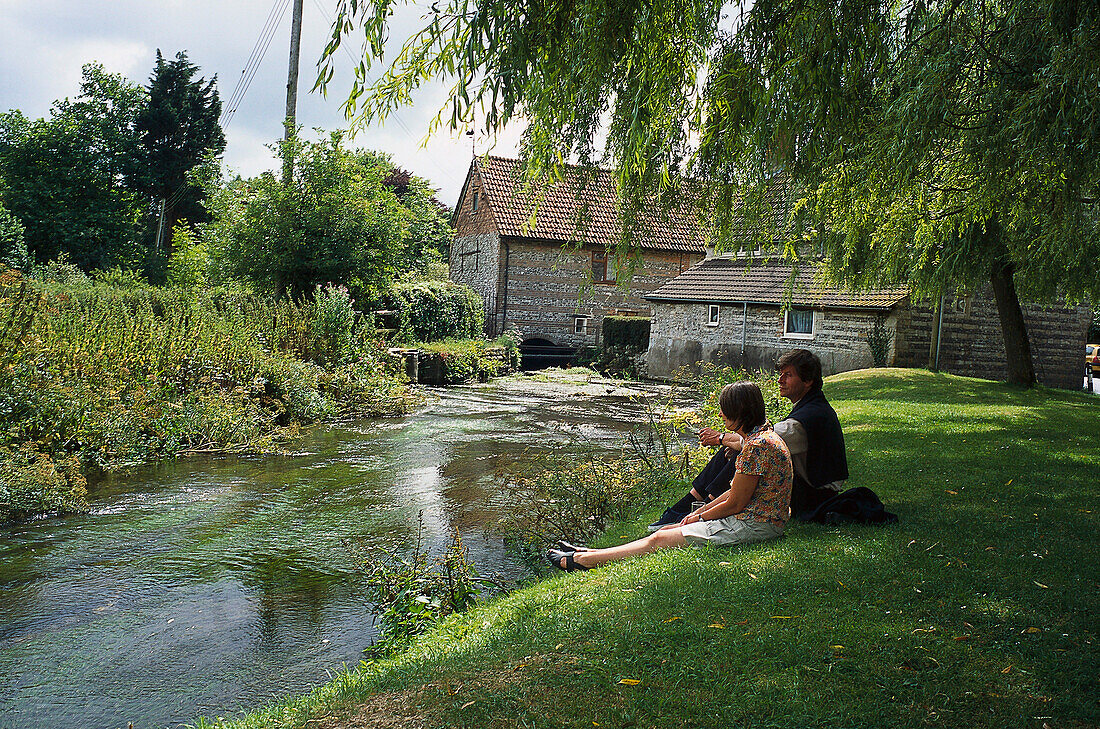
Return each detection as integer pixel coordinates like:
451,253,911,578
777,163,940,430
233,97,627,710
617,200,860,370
830,645,844,650
1024,627,1041,634
770,615,798,620
708,623,726,629
1001,665,1013,673
618,679,641,685
460,701,475,709
1033,581,1049,589
663,616,682,623
748,573,758,579
1005,479,1012,486
554,643,563,650
718,561,732,566
953,635,970,641
946,490,958,495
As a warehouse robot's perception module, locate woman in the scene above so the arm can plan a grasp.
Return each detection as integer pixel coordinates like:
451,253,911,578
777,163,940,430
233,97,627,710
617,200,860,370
548,381,793,571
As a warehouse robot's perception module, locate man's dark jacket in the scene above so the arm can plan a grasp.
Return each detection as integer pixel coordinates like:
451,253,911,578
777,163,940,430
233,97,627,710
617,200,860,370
786,388,849,517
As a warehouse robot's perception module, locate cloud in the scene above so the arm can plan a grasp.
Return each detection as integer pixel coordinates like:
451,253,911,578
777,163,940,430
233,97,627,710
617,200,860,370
0,0,524,205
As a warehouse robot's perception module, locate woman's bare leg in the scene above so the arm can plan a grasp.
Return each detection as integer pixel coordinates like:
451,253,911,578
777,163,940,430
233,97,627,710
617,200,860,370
569,527,688,569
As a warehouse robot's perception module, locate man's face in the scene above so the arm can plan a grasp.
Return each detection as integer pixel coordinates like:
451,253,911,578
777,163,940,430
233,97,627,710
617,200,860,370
778,365,812,403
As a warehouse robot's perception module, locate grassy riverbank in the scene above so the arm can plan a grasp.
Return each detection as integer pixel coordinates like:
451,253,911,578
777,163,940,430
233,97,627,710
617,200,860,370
198,369,1098,729
0,271,414,521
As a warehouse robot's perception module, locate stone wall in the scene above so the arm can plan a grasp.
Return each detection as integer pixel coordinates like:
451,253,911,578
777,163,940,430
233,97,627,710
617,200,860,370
450,232,501,327
646,302,897,379
894,292,1091,390
502,241,701,347
450,170,504,330
649,292,1091,389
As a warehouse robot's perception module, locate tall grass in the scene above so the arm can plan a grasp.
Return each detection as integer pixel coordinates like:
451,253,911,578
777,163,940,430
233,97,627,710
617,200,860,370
0,270,414,521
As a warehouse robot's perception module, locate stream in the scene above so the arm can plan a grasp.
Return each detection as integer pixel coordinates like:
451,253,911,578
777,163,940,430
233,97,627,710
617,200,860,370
0,374,689,729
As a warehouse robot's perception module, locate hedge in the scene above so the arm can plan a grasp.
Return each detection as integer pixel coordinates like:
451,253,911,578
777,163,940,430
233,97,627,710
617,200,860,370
385,280,484,343
601,315,651,352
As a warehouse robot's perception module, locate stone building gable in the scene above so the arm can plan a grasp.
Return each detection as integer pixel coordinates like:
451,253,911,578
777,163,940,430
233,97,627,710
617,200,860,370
467,156,708,253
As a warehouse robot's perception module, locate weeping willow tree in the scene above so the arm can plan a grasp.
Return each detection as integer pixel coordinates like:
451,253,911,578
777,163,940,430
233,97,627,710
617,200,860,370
318,0,1100,386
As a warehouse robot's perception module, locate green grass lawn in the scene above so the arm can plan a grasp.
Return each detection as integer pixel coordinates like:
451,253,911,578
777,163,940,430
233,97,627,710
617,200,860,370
198,369,1098,729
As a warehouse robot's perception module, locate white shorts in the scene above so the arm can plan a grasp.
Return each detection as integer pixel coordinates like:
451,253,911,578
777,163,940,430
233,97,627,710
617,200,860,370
679,516,785,547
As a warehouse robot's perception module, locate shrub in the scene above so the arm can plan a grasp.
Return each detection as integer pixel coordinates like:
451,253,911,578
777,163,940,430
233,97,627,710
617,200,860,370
93,266,150,290
0,444,87,522
0,203,29,271
357,526,502,658
866,314,893,367
0,276,415,518
416,336,519,383
167,221,209,288
386,280,483,343
29,253,90,287
310,283,357,368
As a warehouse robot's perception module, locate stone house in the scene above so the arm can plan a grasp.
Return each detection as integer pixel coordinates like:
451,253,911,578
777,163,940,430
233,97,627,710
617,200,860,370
644,255,1091,389
449,156,706,349
450,155,1090,388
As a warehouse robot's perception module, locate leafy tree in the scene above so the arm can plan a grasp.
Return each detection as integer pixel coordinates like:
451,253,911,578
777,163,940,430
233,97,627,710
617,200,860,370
361,152,453,273
0,198,29,270
0,64,147,270
201,133,407,301
319,0,1100,386
136,50,225,277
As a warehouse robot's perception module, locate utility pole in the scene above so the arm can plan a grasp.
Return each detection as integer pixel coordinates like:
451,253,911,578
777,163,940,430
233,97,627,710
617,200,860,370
283,0,304,183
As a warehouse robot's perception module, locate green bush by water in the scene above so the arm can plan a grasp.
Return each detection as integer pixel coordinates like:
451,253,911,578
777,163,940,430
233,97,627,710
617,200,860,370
0,270,414,521
414,336,520,384
384,280,483,343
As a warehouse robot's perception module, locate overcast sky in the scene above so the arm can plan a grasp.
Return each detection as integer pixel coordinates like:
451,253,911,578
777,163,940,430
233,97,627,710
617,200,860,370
0,0,525,205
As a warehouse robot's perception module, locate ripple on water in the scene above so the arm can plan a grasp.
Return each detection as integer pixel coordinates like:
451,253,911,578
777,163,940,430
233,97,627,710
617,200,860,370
0,378,698,729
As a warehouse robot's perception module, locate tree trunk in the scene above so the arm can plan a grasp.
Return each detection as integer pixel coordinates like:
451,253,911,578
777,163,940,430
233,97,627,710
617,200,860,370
988,231,1036,387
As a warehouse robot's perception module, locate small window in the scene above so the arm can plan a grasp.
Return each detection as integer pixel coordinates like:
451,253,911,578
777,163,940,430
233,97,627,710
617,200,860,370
574,316,590,335
591,251,615,283
707,304,720,327
471,190,480,212
784,308,814,338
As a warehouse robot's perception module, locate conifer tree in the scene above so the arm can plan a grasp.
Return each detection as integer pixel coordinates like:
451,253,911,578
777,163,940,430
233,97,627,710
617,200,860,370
136,50,225,276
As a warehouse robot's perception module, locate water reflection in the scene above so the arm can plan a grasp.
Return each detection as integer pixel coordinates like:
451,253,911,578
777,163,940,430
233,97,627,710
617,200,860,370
0,375,688,729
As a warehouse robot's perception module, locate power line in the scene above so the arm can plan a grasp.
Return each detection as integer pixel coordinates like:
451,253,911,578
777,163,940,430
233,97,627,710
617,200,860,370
221,0,292,129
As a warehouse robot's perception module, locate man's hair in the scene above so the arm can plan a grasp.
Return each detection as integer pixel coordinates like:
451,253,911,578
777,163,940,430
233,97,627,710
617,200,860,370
718,381,767,433
777,348,823,391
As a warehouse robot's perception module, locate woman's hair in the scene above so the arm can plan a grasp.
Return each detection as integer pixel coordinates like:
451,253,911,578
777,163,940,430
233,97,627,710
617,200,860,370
718,381,767,433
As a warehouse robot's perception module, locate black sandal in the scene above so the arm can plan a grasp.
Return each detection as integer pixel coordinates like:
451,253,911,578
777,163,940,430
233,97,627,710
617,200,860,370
556,540,588,552
546,548,589,572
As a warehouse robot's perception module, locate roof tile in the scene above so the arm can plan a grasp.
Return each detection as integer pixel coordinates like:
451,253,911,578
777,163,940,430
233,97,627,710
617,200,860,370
475,156,707,253
644,257,909,309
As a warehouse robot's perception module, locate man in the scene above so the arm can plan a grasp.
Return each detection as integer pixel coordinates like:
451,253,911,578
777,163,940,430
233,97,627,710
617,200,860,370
648,348,849,530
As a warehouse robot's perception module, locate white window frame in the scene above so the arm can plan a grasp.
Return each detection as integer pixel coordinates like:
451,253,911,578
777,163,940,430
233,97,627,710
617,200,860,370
574,316,590,335
783,308,815,339
707,304,720,327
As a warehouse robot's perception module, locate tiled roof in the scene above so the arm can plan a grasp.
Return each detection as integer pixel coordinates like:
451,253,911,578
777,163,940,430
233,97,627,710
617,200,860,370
473,156,708,253
644,257,909,310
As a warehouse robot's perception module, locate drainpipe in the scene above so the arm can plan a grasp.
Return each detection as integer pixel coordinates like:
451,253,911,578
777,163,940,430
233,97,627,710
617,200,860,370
741,302,748,357
930,294,945,371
